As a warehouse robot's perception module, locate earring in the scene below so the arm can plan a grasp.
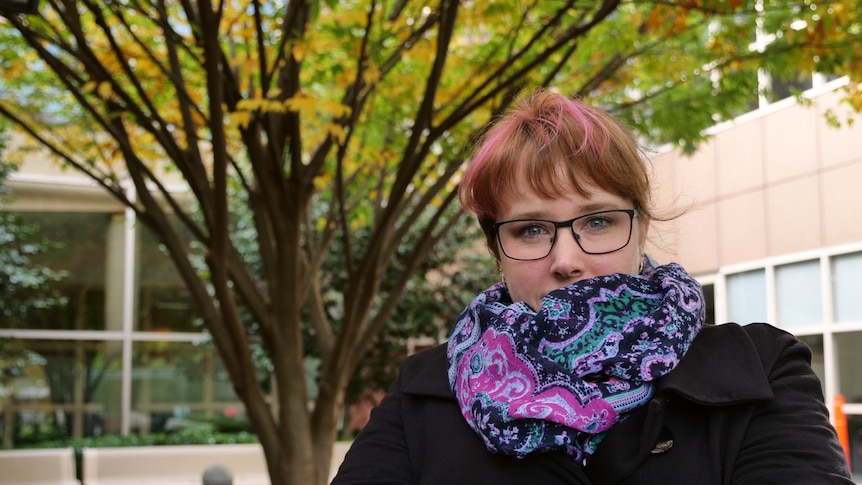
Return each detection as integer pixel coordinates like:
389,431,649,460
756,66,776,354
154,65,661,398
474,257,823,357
639,254,646,273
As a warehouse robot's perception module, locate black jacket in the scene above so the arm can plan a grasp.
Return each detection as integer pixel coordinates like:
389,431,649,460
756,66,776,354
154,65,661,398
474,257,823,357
332,323,853,484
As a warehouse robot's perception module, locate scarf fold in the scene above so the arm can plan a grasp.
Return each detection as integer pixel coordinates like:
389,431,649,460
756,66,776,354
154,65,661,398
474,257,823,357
446,259,705,461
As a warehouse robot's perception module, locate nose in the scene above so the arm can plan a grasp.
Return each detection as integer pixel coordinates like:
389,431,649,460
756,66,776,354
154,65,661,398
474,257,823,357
548,227,586,280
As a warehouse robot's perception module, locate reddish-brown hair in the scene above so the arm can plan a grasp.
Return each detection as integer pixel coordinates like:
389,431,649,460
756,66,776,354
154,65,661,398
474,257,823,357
459,90,652,258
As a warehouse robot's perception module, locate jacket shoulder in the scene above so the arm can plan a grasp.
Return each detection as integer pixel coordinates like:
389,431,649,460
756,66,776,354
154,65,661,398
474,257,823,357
400,343,453,398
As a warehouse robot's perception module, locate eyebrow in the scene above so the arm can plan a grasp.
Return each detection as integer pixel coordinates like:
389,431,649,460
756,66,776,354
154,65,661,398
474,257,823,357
507,201,624,220
577,202,622,214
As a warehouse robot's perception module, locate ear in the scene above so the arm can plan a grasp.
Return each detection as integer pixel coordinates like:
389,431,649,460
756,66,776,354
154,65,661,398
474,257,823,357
637,217,650,253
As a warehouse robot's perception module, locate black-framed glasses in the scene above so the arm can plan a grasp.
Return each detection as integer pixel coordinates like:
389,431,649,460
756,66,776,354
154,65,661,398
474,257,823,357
493,209,638,261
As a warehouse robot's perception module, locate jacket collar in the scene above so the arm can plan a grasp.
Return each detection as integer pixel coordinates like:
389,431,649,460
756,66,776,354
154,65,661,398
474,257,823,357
657,323,773,404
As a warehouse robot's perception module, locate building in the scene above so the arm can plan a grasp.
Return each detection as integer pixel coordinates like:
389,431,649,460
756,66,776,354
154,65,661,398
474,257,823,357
647,77,862,473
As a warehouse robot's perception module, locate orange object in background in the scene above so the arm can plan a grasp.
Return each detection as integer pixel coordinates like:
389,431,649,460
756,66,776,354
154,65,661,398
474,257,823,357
834,394,851,469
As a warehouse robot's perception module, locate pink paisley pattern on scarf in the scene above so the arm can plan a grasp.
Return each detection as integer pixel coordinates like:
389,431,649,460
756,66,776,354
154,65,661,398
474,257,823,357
456,329,616,432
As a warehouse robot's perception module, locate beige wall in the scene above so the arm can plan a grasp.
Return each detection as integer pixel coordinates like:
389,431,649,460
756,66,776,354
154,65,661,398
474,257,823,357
647,81,862,276
4,132,191,213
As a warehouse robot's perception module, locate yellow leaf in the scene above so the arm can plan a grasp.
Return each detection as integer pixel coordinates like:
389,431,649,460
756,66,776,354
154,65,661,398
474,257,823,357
338,10,368,26
326,123,346,143
314,172,332,190
97,81,112,99
262,100,287,113
283,94,316,113
363,63,381,85
291,41,307,61
227,111,251,130
237,98,263,111
320,99,352,118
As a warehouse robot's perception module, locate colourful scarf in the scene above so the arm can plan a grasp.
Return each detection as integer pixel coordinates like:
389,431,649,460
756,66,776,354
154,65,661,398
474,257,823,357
447,259,704,461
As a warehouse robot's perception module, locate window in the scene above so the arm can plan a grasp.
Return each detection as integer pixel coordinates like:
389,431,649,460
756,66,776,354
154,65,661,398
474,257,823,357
768,71,813,103
833,252,862,323
137,220,199,332
0,339,118,446
848,415,862,480
132,341,243,433
798,334,825,395
776,260,822,328
836,332,862,404
726,269,767,325
1,212,110,331
701,283,716,325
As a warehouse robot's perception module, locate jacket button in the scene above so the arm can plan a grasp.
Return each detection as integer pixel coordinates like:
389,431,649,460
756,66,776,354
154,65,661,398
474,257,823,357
650,439,674,454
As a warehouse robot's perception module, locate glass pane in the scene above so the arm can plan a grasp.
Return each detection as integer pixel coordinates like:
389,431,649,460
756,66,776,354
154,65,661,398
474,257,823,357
726,269,767,325
833,252,862,323
136,220,200,332
701,283,716,326
770,71,813,102
132,341,243,433
836,331,862,405
798,334,825,396
776,260,822,328
1,213,110,331
0,339,119,447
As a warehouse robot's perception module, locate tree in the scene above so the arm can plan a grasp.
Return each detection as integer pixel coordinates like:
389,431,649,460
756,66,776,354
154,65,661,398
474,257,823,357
0,160,69,323
1,0,860,482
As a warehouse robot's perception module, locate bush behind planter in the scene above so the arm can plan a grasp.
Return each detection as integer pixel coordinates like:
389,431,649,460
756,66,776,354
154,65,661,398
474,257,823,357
4,428,260,482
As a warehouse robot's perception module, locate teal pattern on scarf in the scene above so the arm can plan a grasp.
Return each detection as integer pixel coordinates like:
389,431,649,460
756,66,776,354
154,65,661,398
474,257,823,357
447,259,705,461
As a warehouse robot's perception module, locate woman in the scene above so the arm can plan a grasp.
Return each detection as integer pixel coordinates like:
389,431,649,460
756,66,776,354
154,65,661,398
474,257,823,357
332,90,853,484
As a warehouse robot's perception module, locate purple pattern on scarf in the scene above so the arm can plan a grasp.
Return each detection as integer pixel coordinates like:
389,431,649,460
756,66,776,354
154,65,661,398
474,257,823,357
447,260,704,460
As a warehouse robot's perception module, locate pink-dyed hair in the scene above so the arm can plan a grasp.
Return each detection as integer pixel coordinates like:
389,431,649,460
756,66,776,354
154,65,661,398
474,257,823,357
458,89,652,259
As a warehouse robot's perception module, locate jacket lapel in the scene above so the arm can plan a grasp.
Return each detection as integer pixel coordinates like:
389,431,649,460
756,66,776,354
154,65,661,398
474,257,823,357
401,344,453,397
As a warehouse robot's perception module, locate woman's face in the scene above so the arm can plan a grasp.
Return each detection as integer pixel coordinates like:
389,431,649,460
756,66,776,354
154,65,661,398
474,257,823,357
496,180,648,311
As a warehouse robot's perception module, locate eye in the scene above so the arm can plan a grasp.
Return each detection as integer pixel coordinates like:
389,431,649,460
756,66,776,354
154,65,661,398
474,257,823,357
589,217,612,229
517,222,551,239
501,221,553,242
579,215,615,233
